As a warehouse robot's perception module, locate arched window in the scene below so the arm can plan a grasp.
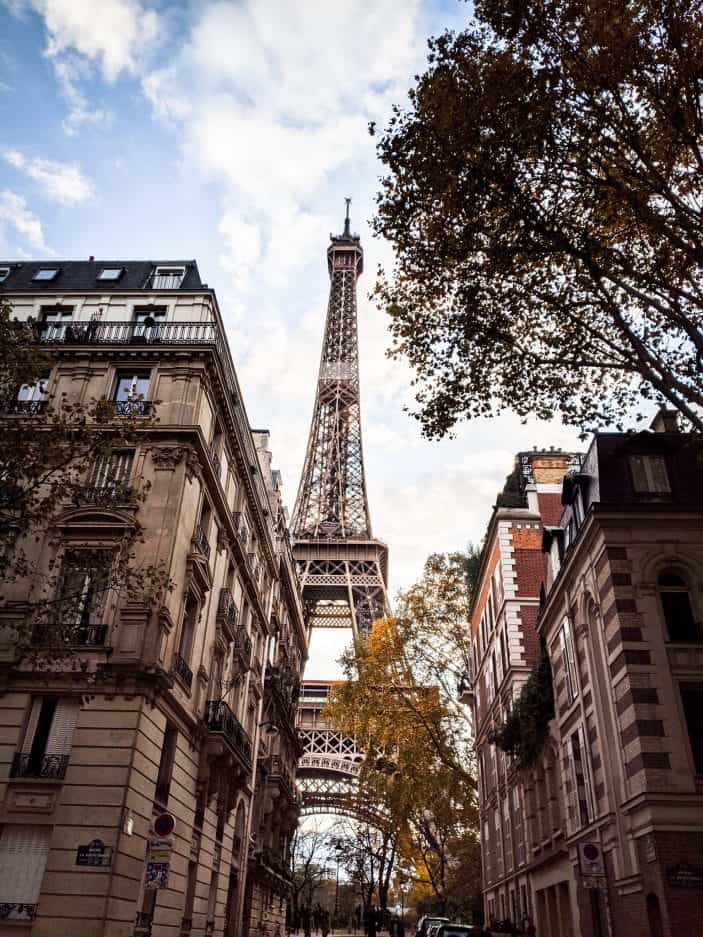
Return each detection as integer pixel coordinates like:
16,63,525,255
658,570,699,642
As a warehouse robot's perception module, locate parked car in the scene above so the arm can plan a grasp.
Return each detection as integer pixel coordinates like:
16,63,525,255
426,921,450,937
434,925,483,937
415,916,449,937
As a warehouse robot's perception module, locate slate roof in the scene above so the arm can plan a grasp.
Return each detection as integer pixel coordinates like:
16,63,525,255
0,260,204,292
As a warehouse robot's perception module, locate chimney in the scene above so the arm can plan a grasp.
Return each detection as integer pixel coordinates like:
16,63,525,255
650,408,679,433
89,255,95,262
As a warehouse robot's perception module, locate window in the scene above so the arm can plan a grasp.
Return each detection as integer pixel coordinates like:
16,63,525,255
132,305,166,341
154,723,178,806
149,266,185,289
0,267,9,282
629,454,671,494
14,697,79,779
56,553,110,642
549,536,562,580
0,825,50,919
680,685,703,774
178,593,199,665
86,449,134,495
560,617,579,702
32,267,60,281
17,378,48,403
569,726,595,827
97,267,124,281
39,306,73,341
658,570,699,642
113,370,151,415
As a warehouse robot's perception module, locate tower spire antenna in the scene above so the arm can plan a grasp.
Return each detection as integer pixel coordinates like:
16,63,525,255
344,196,351,237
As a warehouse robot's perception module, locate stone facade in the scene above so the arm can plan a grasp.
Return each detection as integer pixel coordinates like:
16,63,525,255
0,261,307,937
462,450,580,933
538,421,703,937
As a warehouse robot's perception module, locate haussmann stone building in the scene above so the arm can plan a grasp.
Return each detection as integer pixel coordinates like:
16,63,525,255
462,416,703,937
0,259,307,937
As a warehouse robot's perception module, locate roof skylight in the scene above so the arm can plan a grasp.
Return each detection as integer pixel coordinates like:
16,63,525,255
32,268,60,282
98,267,124,282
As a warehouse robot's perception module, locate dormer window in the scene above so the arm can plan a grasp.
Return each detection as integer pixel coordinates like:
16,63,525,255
32,268,60,282
149,266,185,290
97,267,124,282
629,454,670,494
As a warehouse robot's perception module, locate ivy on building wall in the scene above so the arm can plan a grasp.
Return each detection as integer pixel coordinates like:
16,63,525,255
488,645,554,771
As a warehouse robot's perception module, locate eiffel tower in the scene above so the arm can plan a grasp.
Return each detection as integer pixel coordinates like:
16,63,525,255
293,201,390,823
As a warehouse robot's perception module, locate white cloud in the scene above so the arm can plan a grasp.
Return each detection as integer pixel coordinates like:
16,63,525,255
0,189,53,253
143,0,423,280
2,149,94,205
53,56,111,135
29,0,160,81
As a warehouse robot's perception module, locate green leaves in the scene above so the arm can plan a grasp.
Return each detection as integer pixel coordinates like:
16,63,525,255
488,644,555,770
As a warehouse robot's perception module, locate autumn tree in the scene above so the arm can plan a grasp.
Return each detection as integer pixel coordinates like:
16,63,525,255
326,552,481,914
290,824,333,918
373,0,703,438
0,299,169,661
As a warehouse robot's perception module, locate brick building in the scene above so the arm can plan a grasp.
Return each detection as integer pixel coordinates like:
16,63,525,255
0,260,307,937
461,449,580,931
537,415,703,937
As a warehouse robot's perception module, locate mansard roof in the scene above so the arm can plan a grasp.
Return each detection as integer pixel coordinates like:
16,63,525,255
0,259,204,292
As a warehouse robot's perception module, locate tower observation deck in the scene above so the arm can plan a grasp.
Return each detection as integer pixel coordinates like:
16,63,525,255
292,203,390,823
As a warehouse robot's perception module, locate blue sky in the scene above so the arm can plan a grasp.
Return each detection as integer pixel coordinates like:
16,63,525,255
0,1,582,649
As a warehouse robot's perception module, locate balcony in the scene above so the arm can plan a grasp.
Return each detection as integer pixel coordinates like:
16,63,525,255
0,399,48,416
31,622,108,647
11,752,69,780
0,904,38,922
111,399,152,417
77,483,135,506
217,588,238,639
233,628,252,671
37,319,220,347
173,652,194,690
145,273,184,290
204,699,252,766
191,524,211,560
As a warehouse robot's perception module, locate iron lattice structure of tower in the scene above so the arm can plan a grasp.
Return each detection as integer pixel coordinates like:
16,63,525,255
291,202,390,638
293,204,390,825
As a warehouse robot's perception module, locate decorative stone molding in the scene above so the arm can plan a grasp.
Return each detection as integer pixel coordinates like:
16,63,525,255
185,448,203,484
150,446,190,471
217,530,230,554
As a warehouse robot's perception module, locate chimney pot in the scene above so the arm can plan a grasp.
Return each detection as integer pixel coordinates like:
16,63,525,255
650,408,680,433
89,255,95,262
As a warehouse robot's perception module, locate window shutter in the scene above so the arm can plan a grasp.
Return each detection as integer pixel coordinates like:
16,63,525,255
45,699,80,755
0,825,50,904
20,699,43,754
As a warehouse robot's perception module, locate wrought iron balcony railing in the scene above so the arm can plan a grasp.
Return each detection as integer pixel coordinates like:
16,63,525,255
31,622,108,647
191,524,211,560
0,903,38,921
204,699,252,765
173,652,194,689
77,483,135,505
0,399,48,416
37,319,220,347
10,752,69,780
217,588,238,634
144,274,184,290
111,400,152,417
233,628,252,670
